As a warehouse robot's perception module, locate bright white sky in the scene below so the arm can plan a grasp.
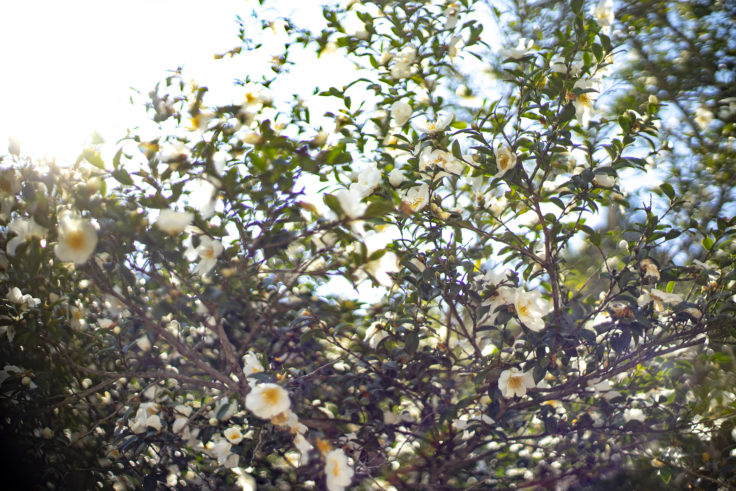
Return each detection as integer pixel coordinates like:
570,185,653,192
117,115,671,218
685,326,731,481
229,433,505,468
0,0,355,164
0,0,244,161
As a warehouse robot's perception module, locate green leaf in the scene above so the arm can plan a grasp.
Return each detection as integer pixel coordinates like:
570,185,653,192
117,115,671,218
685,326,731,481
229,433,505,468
364,199,394,218
81,148,105,170
660,183,675,200
405,331,419,355
112,169,134,186
571,0,583,14
702,236,714,251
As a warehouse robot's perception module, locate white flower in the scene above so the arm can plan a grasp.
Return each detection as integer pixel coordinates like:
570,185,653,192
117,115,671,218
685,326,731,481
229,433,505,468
325,448,354,491
391,100,412,126
624,408,645,423
389,46,416,79
500,38,534,60
357,162,381,194
294,433,314,465
129,406,162,434
245,383,291,420
514,288,552,332
592,0,614,34
481,269,513,287
388,168,406,187
335,188,367,219
640,259,660,280
6,218,47,256
593,173,616,188
444,3,460,29
7,287,40,310
419,148,465,176
637,288,683,312
242,351,264,376
212,150,229,175
135,335,151,352
206,437,234,466
573,79,601,128
188,236,224,277
224,427,244,445
695,106,714,129
498,367,535,398
494,145,517,178
364,322,389,349
448,35,463,58
156,209,194,235
160,141,190,163
550,55,582,76
411,112,454,134
54,214,98,265
400,183,430,212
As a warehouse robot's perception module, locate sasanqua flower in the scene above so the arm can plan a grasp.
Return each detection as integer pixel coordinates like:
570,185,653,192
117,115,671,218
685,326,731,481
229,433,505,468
390,100,412,126
245,383,291,420
400,183,430,212
324,448,354,491
411,112,454,134
514,288,552,332
54,213,98,265
572,78,601,128
498,367,535,398
156,209,194,235
6,218,47,256
494,145,517,178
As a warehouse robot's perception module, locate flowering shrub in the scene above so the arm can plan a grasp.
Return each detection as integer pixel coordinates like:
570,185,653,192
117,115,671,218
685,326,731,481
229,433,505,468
1,0,735,489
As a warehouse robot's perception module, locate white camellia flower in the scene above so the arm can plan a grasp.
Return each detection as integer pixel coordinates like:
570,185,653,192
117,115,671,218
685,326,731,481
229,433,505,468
389,45,416,79
411,111,454,134
324,448,354,491
498,367,535,399
7,287,41,310
573,78,601,128
624,408,645,423
550,55,582,76
223,427,244,445
388,168,406,187
245,383,291,420
6,218,47,256
390,100,412,126
400,183,430,212
444,3,460,29
187,236,224,277
129,404,162,434
637,288,683,312
335,188,367,219
156,209,194,235
206,437,235,466
242,351,264,376
54,214,98,265
494,145,518,178
593,173,616,188
364,322,389,349
419,148,465,176
592,0,615,35
500,38,534,60
695,106,714,129
514,288,552,332
357,162,381,195
294,433,314,465
640,259,660,280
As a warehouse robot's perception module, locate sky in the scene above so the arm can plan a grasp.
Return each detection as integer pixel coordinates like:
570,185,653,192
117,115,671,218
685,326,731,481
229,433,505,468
0,0,273,162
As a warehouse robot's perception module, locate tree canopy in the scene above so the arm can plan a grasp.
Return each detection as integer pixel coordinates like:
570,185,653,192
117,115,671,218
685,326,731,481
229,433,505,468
1,0,735,489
